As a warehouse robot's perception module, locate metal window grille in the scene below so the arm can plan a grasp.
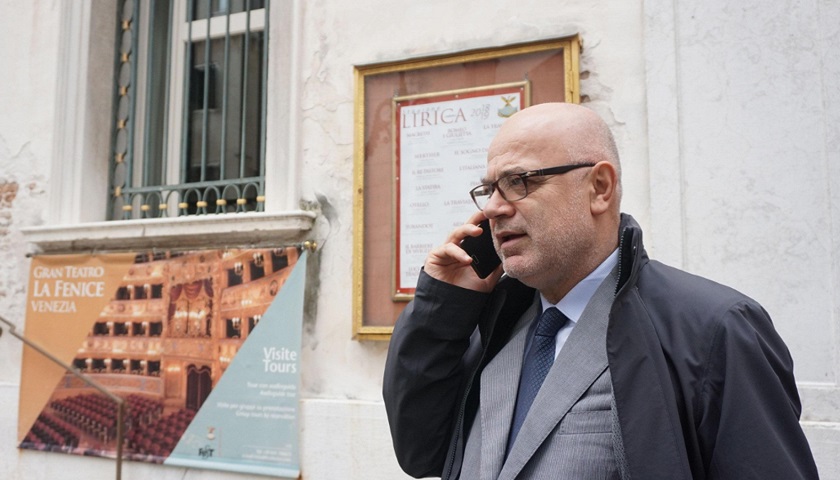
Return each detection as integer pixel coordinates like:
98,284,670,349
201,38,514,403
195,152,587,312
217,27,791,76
109,0,269,220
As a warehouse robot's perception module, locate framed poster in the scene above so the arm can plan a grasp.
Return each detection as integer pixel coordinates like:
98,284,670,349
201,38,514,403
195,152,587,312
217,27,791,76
353,35,581,340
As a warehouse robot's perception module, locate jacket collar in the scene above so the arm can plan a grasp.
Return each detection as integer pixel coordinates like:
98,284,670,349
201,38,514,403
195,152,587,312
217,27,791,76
616,213,648,295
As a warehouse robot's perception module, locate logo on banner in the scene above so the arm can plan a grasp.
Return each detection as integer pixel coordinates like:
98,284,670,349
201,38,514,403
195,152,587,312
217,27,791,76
498,95,519,118
198,445,215,459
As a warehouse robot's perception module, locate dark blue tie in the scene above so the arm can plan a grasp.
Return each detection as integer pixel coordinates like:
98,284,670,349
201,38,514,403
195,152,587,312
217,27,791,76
507,307,569,453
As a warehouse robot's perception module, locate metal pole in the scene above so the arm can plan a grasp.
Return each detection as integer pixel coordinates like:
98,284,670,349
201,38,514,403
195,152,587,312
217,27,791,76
259,1,269,197
220,1,232,181
238,0,252,179
0,315,125,480
180,0,195,184
199,0,212,182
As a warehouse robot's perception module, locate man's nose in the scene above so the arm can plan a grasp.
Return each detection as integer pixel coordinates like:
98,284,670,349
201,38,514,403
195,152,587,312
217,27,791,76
482,188,514,218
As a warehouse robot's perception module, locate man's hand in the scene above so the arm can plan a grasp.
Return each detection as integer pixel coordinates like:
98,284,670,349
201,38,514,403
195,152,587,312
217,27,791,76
424,211,504,292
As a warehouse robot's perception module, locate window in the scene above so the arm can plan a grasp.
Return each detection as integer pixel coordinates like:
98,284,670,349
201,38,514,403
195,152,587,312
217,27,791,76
110,0,269,220
23,1,314,253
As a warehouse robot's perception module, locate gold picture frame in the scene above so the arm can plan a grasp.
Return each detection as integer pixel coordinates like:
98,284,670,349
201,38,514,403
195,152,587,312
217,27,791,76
353,35,581,340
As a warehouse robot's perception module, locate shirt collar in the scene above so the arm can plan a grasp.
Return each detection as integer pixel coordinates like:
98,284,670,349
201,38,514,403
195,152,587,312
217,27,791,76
540,248,619,324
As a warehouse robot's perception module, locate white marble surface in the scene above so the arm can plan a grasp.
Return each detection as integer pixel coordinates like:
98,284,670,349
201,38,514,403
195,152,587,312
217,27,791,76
673,1,838,384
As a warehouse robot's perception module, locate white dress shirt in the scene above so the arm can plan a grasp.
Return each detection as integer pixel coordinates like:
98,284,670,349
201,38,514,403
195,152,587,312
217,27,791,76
539,249,619,358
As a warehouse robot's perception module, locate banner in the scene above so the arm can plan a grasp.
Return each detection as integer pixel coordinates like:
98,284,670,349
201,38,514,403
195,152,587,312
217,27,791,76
18,247,306,478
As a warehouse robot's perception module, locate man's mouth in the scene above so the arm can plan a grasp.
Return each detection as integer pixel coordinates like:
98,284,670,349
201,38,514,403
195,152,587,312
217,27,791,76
495,230,526,249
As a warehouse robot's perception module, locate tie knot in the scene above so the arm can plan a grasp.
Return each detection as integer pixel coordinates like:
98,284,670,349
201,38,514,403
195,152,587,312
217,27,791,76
535,307,568,337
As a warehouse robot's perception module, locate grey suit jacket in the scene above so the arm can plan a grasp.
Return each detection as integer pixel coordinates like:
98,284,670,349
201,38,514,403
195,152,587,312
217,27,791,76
460,269,627,479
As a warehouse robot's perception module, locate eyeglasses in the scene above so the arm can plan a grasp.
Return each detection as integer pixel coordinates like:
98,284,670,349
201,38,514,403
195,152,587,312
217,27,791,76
469,163,596,211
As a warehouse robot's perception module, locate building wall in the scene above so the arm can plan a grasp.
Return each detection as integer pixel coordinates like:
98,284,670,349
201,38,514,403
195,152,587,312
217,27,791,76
0,1,837,479
645,1,840,474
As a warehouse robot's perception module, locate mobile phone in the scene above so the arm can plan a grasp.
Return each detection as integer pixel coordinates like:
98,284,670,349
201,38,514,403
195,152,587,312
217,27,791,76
460,219,502,279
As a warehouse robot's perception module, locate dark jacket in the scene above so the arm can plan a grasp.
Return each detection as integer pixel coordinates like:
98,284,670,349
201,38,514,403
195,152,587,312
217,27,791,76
383,214,819,479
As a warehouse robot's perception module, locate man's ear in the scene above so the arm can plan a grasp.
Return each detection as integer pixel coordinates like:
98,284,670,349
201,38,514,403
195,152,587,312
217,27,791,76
589,161,618,215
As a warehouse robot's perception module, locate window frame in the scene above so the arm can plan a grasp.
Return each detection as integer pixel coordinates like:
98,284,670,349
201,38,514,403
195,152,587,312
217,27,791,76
115,0,270,219
22,0,314,254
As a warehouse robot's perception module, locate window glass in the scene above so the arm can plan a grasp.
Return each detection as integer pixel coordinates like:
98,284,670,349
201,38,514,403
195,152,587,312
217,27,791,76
191,0,265,20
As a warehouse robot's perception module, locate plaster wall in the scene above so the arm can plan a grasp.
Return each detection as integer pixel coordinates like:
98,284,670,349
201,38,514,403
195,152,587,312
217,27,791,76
0,0,837,479
644,1,840,473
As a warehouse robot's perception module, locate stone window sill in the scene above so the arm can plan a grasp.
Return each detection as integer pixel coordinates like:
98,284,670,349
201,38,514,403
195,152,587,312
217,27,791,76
21,211,317,254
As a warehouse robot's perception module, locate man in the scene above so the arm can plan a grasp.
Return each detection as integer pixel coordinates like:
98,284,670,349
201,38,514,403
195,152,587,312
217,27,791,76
383,103,819,479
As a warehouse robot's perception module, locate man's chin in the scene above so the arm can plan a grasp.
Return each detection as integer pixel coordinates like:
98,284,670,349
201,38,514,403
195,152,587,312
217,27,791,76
500,257,533,282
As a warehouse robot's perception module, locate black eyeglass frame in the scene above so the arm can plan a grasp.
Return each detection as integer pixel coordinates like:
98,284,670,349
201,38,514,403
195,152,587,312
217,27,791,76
469,163,597,211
